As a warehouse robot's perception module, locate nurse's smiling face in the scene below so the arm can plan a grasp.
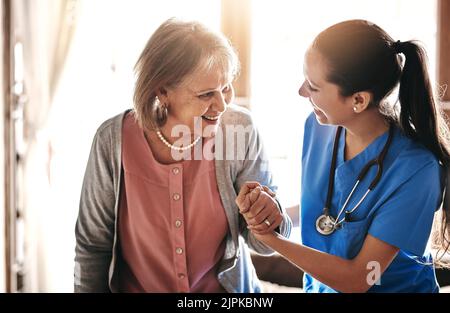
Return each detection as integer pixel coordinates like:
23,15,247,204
299,48,354,126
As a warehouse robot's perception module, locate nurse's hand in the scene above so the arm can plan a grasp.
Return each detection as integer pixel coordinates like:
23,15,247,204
236,182,283,235
249,230,277,246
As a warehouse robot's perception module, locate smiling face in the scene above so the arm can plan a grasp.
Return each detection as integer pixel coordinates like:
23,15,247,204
299,48,354,126
158,63,234,138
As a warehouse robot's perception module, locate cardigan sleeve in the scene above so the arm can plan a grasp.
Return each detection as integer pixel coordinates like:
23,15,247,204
74,124,116,292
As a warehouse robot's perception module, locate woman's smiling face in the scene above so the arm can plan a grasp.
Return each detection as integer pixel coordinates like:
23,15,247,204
298,48,354,126
158,63,234,138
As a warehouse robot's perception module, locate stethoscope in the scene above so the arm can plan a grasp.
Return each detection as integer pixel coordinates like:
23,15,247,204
316,124,394,235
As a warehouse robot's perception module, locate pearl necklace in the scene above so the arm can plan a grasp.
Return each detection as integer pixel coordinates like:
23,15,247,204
156,129,201,151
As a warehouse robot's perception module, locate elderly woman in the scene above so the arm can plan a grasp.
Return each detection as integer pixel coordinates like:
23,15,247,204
74,18,291,293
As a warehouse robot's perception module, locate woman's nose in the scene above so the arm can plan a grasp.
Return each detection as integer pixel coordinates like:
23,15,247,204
298,81,310,98
213,93,227,112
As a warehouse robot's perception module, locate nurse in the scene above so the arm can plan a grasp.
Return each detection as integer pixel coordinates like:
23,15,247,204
236,20,450,292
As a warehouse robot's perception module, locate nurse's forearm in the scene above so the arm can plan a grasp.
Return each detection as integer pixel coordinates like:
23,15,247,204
259,233,372,293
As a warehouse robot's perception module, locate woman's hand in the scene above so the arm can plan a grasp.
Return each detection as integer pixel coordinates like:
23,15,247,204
235,181,283,235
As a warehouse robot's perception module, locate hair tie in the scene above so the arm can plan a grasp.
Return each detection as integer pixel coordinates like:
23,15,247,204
392,40,402,54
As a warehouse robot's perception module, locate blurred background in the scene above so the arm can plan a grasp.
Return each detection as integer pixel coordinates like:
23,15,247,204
0,0,449,292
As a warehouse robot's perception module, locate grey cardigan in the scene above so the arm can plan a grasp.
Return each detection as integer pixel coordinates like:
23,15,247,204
74,104,292,293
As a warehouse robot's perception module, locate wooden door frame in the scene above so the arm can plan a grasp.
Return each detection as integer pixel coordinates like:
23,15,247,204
438,0,450,108
2,0,15,293
221,0,251,108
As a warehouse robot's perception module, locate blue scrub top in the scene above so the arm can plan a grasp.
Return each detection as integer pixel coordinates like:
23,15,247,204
301,113,443,293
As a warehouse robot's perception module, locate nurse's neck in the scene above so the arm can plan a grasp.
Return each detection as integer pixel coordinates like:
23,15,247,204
343,109,390,161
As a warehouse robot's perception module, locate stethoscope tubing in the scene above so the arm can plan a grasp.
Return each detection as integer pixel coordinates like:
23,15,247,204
321,124,394,232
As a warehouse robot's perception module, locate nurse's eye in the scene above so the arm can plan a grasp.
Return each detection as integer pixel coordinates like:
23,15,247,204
307,82,319,92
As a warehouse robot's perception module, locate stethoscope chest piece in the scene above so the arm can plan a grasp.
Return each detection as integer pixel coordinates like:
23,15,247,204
316,214,336,235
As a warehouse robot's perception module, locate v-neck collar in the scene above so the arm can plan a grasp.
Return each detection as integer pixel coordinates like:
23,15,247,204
329,126,393,216
336,127,391,170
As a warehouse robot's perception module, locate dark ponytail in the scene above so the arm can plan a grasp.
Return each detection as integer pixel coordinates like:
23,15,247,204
397,41,450,267
314,20,450,267
397,41,448,161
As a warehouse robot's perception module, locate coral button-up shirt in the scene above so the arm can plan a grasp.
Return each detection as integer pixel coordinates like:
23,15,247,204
118,112,228,293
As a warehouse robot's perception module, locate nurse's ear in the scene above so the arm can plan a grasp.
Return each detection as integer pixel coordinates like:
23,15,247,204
351,91,372,113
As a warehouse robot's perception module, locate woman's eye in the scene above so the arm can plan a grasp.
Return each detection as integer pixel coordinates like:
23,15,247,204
199,92,214,99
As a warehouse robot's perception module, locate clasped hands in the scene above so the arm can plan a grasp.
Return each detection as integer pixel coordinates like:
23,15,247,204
235,181,283,236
